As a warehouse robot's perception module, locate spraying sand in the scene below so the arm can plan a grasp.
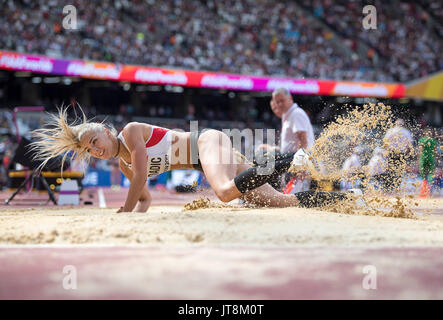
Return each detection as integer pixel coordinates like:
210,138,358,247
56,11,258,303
287,103,440,217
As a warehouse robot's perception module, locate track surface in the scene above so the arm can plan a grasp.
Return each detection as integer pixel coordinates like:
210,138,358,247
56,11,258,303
0,188,442,299
1,246,443,299
0,187,208,208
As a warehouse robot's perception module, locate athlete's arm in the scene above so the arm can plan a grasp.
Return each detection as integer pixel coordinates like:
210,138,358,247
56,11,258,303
120,123,149,212
118,159,152,213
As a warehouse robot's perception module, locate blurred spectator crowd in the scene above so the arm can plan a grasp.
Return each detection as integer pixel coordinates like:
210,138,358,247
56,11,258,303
0,0,441,82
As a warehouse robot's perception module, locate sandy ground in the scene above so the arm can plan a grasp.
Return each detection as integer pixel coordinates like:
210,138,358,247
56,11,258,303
1,196,442,299
1,197,442,247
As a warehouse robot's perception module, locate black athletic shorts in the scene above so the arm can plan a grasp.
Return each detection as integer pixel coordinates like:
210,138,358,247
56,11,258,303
190,130,204,172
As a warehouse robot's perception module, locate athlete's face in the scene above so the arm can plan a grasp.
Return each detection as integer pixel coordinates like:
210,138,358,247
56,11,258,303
271,93,292,118
80,128,116,160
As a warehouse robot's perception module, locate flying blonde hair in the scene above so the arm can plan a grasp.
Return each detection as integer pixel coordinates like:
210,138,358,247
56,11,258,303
30,105,117,172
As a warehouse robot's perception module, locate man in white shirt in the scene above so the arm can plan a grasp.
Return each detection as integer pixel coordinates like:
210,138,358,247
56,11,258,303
271,88,315,153
257,88,315,192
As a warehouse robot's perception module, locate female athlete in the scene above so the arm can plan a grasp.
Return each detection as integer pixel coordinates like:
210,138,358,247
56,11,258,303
31,107,354,212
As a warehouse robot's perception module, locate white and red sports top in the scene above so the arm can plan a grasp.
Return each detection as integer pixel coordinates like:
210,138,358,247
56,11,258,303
118,126,172,177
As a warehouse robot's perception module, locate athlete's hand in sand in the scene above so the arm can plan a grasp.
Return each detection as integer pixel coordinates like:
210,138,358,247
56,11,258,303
116,198,151,213
134,198,151,213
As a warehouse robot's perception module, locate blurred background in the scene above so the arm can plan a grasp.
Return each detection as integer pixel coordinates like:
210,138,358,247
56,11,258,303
0,0,441,195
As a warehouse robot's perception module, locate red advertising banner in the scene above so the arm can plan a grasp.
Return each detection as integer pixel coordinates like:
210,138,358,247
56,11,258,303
0,50,405,98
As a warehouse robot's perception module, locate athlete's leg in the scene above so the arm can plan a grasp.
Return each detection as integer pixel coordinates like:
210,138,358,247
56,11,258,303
197,130,299,206
197,129,244,202
198,130,348,208
253,151,294,191
235,162,348,207
235,162,301,207
233,157,294,193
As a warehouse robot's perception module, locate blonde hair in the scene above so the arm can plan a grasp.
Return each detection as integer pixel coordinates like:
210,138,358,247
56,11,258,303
30,105,117,172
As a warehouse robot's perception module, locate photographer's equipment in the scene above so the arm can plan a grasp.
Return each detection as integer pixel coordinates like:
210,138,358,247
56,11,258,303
5,137,70,205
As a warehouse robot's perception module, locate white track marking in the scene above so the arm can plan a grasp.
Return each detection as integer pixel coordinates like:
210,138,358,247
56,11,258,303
97,188,107,208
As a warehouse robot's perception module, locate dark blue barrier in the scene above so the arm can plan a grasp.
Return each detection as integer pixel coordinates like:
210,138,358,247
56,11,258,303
82,170,111,187
82,169,170,187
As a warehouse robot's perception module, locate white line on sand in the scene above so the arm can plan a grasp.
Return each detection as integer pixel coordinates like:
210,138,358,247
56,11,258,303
97,188,106,208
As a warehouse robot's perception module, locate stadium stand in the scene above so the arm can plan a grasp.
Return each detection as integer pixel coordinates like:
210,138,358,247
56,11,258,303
1,0,441,82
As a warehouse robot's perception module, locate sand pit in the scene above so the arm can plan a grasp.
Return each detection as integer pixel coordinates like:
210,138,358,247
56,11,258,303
1,198,442,247
1,194,442,299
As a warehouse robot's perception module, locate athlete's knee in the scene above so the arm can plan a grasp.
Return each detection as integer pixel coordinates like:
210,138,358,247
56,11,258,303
214,184,236,203
216,191,235,203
